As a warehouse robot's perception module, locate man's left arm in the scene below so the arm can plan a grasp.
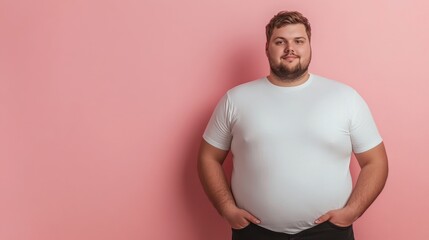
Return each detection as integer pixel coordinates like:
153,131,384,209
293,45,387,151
315,142,389,227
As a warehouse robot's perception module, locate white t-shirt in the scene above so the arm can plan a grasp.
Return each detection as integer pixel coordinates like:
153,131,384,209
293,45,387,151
203,74,382,234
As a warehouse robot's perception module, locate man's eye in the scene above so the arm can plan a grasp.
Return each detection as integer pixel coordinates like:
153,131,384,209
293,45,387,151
296,40,304,44
275,41,284,45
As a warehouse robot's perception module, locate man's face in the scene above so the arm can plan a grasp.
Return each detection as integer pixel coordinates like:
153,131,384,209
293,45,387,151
266,24,312,80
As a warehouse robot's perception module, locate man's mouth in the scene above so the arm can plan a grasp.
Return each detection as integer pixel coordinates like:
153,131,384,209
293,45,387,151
282,55,298,61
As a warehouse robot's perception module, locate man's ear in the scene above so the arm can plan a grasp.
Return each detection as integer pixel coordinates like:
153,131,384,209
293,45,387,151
265,43,268,56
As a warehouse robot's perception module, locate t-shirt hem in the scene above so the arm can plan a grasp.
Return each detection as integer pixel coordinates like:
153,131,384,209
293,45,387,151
202,135,230,151
353,137,383,154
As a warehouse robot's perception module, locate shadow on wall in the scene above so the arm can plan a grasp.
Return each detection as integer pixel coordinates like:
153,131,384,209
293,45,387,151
225,38,267,87
180,41,264,240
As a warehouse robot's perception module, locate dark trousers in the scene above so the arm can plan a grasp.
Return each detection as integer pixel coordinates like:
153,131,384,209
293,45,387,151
232,222,354,240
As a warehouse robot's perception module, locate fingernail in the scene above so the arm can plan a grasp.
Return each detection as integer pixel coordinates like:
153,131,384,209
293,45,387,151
314,219,320,224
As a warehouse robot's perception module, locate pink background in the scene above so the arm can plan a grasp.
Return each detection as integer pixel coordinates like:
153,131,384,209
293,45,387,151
1,0,428,239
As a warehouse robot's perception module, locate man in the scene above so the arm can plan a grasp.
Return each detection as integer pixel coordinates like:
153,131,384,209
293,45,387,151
198,11,388,240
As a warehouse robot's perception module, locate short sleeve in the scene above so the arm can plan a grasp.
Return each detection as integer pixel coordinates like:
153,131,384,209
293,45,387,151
349,90,383,153
203,93,235,151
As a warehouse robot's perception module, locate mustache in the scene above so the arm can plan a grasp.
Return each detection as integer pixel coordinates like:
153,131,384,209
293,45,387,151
281,54,299,58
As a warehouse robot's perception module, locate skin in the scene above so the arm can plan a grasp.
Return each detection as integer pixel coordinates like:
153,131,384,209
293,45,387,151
315,142,388,227
197,140,260,229
266,24,312,86
197,23,389,230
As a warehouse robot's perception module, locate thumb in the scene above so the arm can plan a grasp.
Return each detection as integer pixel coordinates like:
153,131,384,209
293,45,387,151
242,210,261,224
314,212,331,224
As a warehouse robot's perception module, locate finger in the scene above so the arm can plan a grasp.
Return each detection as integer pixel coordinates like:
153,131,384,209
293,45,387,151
314,213,331,224
232,217,251,229
232,221,249,229
242,210,261,224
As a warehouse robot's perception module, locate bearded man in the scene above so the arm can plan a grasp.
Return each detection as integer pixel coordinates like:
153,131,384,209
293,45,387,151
198,10,388,240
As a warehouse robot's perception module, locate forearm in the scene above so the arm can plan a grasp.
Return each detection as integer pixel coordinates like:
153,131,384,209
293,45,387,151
344,160,388,219
315,143,388,226
197,157,236,216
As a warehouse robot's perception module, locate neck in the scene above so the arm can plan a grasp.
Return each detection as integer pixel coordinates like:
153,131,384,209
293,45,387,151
267,71,310,87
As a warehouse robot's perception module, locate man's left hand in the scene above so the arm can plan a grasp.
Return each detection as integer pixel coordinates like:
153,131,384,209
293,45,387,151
314,207,359,227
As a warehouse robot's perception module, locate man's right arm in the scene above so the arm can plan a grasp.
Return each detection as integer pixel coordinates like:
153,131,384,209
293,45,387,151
197,139,261,229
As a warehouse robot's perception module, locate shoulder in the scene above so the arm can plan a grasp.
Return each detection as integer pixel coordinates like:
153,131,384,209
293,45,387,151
311,74,355,92
311,74,359,97
225,77,267,99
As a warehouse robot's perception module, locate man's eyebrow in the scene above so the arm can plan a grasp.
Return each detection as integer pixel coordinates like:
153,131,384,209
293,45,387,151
273,36,307,40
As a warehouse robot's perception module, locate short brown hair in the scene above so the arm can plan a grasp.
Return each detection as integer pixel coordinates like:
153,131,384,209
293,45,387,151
265,11,312,44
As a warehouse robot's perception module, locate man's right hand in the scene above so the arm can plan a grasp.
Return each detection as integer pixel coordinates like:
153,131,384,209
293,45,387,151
221,205,261,229
197,140,261,229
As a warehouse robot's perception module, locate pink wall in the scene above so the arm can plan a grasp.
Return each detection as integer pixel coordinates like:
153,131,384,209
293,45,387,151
1,0,428,239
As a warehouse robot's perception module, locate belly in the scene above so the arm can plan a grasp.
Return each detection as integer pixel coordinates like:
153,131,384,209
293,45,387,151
230,156,353,234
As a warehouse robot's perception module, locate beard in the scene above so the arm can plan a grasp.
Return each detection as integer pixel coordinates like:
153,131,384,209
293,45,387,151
269,53,311,81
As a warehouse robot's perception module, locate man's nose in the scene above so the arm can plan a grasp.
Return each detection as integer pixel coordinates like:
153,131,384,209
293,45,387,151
284,44,294,53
